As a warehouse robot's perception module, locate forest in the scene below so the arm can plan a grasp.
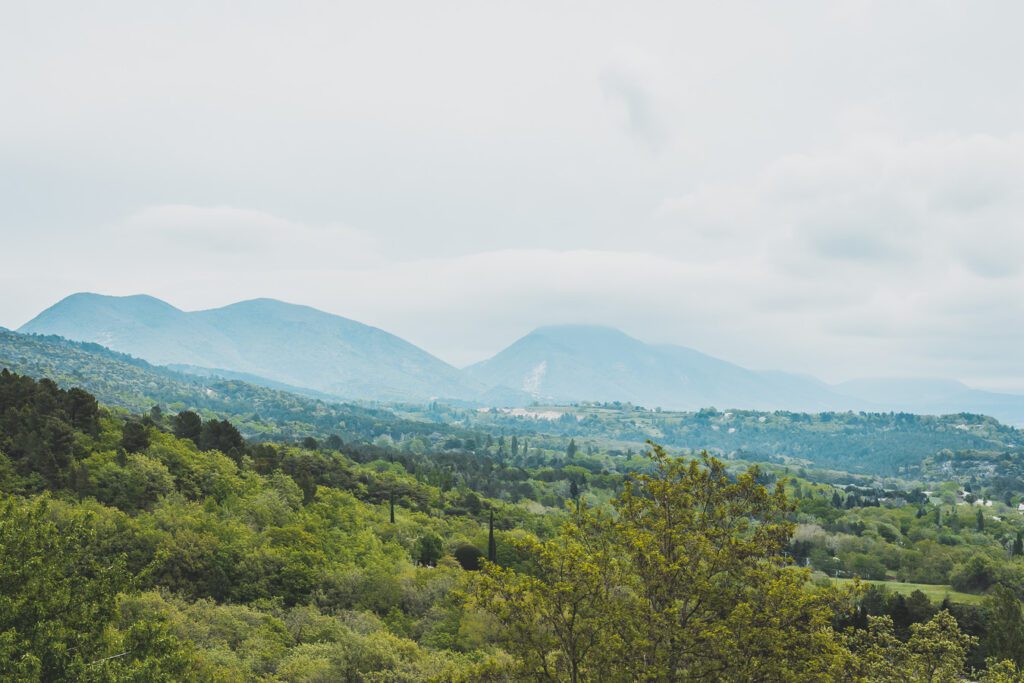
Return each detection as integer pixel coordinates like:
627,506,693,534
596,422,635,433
5,369,1024,680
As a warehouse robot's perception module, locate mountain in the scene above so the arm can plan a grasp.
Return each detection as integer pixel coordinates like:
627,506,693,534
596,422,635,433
464,325,846,412
834,378,1024,427
19,295,1024,422
466,325,1024,424
19,293,485,403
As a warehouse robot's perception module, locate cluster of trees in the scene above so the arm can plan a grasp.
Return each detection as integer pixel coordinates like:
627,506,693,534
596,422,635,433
786,479,1024,592
0,369,100,489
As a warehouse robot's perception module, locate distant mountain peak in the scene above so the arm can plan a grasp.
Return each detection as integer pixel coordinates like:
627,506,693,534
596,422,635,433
18,292,489,403
43,291,182,311
532,323,629,334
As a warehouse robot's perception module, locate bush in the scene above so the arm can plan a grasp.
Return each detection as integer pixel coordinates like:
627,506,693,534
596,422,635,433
453,544,483,571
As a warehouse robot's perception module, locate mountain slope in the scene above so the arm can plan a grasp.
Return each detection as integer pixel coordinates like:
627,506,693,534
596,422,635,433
468,325,1024,423
0,328,469,442
20,293,483,402
465,325,845,411
835,378,1024,427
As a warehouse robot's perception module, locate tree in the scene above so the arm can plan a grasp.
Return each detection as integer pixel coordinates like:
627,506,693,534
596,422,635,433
172,411,202,444
65,387,100,434
454,544,484,571
951,555,998,593
565,439,577,459
843,611,975,682
416,534,443,567
121,421,150,453
198,419,245,457
487,509,497,564
983,585,1024,669
471,445,849,681
977,508,986,531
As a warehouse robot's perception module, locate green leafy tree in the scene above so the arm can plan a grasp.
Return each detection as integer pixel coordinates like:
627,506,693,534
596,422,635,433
472,445,849,681
843,611,975,682
565,439,577,459
417,533,443,566
984,585,1024,669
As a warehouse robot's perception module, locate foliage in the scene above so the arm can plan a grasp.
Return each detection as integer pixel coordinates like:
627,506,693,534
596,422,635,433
0,496,196,681
471,445,850,681
4,369,1024,680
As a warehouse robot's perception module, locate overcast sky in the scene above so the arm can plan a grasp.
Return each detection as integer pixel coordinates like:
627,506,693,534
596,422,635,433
3,1,1023,390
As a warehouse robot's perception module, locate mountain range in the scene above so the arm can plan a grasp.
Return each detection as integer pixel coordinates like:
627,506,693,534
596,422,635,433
19,293,486,403
17,292,1024,424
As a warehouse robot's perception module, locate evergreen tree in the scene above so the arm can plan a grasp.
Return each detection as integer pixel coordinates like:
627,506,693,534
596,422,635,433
172,410,202,444
120,421,150,453
487,508,497,563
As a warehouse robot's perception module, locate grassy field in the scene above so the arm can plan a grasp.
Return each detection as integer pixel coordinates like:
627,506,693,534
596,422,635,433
827,577,985,606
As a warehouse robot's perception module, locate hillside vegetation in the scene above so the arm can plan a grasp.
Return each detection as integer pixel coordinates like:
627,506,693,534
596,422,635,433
5,371,1024,679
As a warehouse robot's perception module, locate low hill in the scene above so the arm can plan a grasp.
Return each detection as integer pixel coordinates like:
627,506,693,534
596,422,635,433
0,328,466,444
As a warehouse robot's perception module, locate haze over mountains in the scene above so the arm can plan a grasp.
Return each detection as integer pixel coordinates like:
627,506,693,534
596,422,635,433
17,293,1024,424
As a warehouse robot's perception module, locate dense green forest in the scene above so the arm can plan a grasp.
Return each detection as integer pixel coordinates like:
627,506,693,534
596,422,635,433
447,403,1021,477
6,370,1024,680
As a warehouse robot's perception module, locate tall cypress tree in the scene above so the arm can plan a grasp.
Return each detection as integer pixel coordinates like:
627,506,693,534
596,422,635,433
487,508,497,563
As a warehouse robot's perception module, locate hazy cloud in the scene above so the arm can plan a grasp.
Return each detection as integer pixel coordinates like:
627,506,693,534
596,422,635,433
600,49,672,149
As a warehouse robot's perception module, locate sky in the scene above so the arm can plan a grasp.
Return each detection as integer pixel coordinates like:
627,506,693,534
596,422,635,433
2,1,1023,391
